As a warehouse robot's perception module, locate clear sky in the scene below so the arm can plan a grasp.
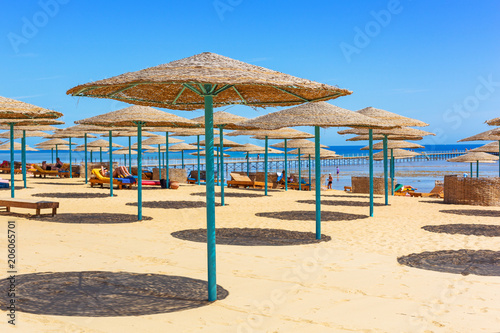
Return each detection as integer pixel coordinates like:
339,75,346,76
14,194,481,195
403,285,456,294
1,0,499,147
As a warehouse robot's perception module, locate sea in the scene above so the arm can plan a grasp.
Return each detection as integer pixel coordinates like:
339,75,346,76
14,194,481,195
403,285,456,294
6,143,498,193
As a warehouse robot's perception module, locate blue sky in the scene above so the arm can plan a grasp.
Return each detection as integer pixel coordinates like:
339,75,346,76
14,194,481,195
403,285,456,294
1,0,499,147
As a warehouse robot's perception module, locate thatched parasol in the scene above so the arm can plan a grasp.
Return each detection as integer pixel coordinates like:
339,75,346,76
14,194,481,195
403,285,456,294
447,151,499,177
373,148,420,160
0,142,37,151
486,117,500,126
0,125,59,131
100,130,156,171
0,96,62,119
67,51,354,302
163,142,197,169
346,134,423,141
271,139,328,149
458,129,500,176
470,141,499,153
338,127,434,137
0,130,49,139
288,147,339,189
190,151,230,157
196,137,242,147
356,107,429,127
225,143,281,176
141,135,183,180
361,141,424,150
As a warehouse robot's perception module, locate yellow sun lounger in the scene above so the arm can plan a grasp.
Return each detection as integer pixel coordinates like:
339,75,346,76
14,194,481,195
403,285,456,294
89,168,134,189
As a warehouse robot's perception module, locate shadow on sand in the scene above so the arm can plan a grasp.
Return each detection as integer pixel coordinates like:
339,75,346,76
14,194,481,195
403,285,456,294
126,201,222,209
256,210,368,221
26,213,150,223
297,200,386,207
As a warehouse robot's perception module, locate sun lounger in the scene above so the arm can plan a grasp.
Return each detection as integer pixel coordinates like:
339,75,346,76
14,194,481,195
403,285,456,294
227,173,269,189
287,180,311,191
0,198,59,216
89,168,135,189
410,185,444,198
31,164,61,178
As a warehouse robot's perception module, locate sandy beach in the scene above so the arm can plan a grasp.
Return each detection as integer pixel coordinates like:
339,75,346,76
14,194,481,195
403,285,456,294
0,174,499,333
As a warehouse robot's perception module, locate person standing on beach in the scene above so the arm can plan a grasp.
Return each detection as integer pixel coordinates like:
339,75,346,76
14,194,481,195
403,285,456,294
336,166,340,176
327,173,333,189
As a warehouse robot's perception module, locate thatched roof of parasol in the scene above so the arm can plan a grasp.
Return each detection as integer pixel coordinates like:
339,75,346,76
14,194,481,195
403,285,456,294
75,105,202,128
190,150,230,157
289,147,339,157
142,135,183,145
48,131,97,139
191,111,250,130
271,139,328,149
0,119,64,126
100,130,157,138
447,152,498,163
338,127,434,137
0,96,63,119
0,142,37,151
360,140,425,150
0,125,59,131
356,107,428,127
56,125,114,134
226,144,282,154
373,149,420,160
346,135,423,141
167,128,220,137
168,143,198,151
130,143,155,150
36,138,75,146
229,127,314,139
195,137,242,147
0,130,49,139
74,145,108,152
237,102,393,130
87,139,123,148
470,141,499,153
457,129,500,142
67,52,352,110
114,148,137,155
486,117,500,126
35,144,69,150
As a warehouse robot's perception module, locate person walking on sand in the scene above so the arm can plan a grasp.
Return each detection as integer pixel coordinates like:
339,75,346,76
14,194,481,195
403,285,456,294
327,173,333,189
336,166,340,176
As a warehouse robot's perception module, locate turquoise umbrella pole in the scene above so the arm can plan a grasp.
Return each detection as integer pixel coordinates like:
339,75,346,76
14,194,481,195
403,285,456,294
203,92,216,302
498,140,500,177
476,160,479,178
84,133,88,184
219,126,225,206
182,150,185,169
9,123,15,198
264,136,269,196
470,162,473,177
197,135,201,185
308,154,312,191
90,150,93,164
108,131,113,197
216,146,220,186
246,151,250,176
165,132,169,185
69,137,72,178
128,136,132,173
51,148,53,164
383,135,388,205
284,139,288,191
100,147,102,163
22,130,26,188
56,144,59,159
369,129,374,217
298,148,301,191
314,126,321,239
390,149,394,195
137,122,144,220
157,144,162,181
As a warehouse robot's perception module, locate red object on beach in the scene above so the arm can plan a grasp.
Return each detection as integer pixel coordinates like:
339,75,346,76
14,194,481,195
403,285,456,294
142,180,161,186
169,181,179,189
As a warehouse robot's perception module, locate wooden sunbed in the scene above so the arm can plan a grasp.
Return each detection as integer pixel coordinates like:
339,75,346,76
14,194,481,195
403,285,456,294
0,198,59,216
31,164,61,178
89,169,135,189
227,173,269,189
410,185,444,198
0,168,22,174
288,182,310,191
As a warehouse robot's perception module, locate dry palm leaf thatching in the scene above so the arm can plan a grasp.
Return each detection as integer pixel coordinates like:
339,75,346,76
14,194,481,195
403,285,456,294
229,127,314,139
190,150,230,157
0,125,59,131
67,52,352,110
191,111,249,130
0,130,49,139
0,142,37,151
142,135,183,145
131,143,155,150
337,126,434,137
0,96,62,119
373,148,420,160
289,147,338,157
360,140,424,150
48,131,97,139
238,102,394,130
167,143,198,151
36,144,69,150
196,137,242,147
100,130,157,137
56,124,115,134
458,129,500,142
165,128,210,136
226,144,282,154
346,135,423,141
0,119,64,126
470,141,499,153
75,105,202,128
36,138,75,146
271,139,328,149
356,107,429,127
447,152,498,163
486,117,500,126
114,148,137,155
87,139,123,148
74,145,108,152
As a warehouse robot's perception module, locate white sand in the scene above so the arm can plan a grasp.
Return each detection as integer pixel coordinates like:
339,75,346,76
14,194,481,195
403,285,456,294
1,174,499,332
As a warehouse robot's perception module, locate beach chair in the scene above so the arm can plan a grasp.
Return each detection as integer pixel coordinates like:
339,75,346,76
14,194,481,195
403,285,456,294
288,179,311,191
89,168,135,189
31,164,61,178
227,172,268,189
410,185,444,198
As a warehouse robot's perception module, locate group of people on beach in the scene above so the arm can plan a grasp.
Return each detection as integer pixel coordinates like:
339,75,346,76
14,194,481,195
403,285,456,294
100,165,137,183
40,157,64,171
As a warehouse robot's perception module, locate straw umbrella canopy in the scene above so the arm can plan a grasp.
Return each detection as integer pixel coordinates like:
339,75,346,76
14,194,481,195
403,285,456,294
347,134,423,141
239,101,394,238
361,141,424,150
75,105,201,218
373,148,420,160
67,51,353,302
36,138,75,162
447,152,498,178
190,151,230,157
225,143,281,176
87,138,124,165
458,128,500,176
100,130,156,171
356,107,429,127
338,127,434,137
486,117,500,126
141,135,184,180
0,142,37,151
470,141,499,153
0,130,49,139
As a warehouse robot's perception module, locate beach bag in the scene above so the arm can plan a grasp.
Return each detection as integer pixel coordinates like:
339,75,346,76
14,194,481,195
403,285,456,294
160,179,168,188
